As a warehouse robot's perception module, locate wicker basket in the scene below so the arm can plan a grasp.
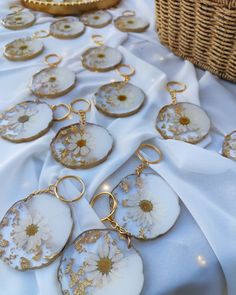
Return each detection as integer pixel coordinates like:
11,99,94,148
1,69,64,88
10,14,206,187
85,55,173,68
155,0,236,83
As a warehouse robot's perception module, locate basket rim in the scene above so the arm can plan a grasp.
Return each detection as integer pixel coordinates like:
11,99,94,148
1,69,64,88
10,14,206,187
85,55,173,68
21,0,114,7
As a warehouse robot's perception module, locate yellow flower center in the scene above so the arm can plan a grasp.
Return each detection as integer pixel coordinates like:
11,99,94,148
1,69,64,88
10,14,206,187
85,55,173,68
179,116,190,125
97,53,105,59
93,16,100,20
64,24,71,29
139,200,153,212
49,76,56,82
127,20,134,24
97,257,113,275
19,45,28,50
15,17,22,21
25,224,39,236
18,115,29,123
77,139,86,147
118,95,127,101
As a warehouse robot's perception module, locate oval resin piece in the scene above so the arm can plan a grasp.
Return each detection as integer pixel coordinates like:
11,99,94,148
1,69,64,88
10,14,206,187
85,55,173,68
82,46,122,72
222,130,236,161
51,123,114,169
58,229,144,295
2,11,35,30
31,67,76,98
156,102,211,144
80,10,112,28
114,15,149,33
0,101,53,143
50,17,85,39
95,82,145,117
4,37,44,61
0,193,73,270
112,173,180,240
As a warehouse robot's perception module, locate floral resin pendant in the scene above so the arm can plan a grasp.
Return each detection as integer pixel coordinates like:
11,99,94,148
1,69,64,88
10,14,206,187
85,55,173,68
51,99,114,169
31,54,76,98
156,81,211,144
2,10,35,30
58,229,144,295
222,130,236,161
50,17,85,39
82,35,122,72
80,10,112,28
0,185,75,270
114,11,149,33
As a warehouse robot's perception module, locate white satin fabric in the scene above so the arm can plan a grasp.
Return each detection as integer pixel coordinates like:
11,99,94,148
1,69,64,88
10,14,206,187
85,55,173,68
0,0,235,295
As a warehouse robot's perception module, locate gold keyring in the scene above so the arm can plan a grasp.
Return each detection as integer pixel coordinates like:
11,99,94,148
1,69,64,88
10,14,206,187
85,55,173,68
32,30,50,39
136,143,163,164
90,192,117,222
71,98,91,115
123,10,136,16
116,64,135,78
51,103,71,122
166,81,187,94
45,54,62,67
54,175,85,203
91,34,104,46
9,4,24,12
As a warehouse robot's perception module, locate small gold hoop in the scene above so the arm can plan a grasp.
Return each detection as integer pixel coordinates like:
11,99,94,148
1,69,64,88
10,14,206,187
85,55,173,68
166,81,187,94
123,10,135,16
44,54,62,67
54,175,85,203
116,64,135,78
51,103,71,122
32,30,50,39
71,98,91,115
9,4,24,12
91,34,104,46
136,143,163,165
90,192,118,222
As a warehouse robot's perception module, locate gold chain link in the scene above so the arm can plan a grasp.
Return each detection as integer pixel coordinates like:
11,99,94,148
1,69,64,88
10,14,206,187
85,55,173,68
107,216,132,248
170,90,177,105
79,110,87,133
135,162,148,176
26,186,55,201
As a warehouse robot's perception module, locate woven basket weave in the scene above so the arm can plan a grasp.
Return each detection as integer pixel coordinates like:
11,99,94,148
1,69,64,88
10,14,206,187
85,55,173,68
155,0,236,83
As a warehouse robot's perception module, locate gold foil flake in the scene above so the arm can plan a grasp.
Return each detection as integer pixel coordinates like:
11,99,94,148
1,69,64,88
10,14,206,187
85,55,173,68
1,218,9,228
120,180,129,192
79,230,101,244
0,240,9,247
136,177,143,189
32,246,42,261
73,279,92,295
20,257,30,270
0,250,5,257
75,241,85,253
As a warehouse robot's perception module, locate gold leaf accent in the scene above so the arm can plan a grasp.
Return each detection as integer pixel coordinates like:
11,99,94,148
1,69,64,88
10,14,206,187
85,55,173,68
0,240,9,247
122,200,128,207
79,231,101,244
61,149,69,159
73,280,92,295
120,180,129,192
0,218,9,228
74,241,85,253
136,177,143,189
20,257,30,270
0,250,5,257
32,246,42,261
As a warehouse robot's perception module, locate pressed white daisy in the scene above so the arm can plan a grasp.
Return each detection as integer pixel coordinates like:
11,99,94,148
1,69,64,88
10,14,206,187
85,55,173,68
12,211,51,252
67,132,93,157
7,38,33,56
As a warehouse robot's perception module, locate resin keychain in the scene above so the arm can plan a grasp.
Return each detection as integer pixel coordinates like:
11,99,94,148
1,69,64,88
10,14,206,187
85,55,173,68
114,10,150,33
222,130,236,161
0,175,85,271
3,30,49,61
58,192,144,295
156,81,211,144
1,5,36,30
110,143,180,240
49,17,85,39
94,64,146,117
80,10,112,28
31,54,77,99
0,100,71,143
82,34,123,72
51,98,114,169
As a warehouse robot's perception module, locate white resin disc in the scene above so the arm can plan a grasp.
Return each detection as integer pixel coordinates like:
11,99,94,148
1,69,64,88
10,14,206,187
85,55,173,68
222,130,236,161
50,17,85,39
31,67,76,98
0,193,73,270
0,101,53,143
58,229,144,295
95,82,145,117
80,10,112,28
82,46,122,72
114,15,149,33
112,174,180,240
51,123,114,169
156,102,211,144
2,11,35,30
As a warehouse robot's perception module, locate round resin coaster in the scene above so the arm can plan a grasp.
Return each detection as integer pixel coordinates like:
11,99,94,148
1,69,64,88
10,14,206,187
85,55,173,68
80,10,112,28
2,11,35,30
4,37,44,61
156,102,211,144
31,67,76,98
0,101,53,143
82,46,122,72
114,15,149,33
112,173,180,240
51,123,114,169
58,229,144,295
0,193,73,270
95,81,145,117
50,17,85,39
222,130,236,161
